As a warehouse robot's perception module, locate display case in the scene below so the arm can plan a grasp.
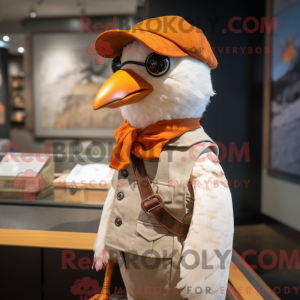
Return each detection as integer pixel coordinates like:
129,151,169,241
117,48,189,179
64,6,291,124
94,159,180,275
0,147,113,209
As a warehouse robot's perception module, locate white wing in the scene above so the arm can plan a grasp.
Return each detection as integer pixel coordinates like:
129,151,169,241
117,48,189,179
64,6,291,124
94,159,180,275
93,184,115,270
177,151,234,300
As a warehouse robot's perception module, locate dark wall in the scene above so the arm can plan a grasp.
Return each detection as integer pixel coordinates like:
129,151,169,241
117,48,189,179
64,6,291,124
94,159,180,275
0,246,42,299
0,47,10,139
0,246,124,300
147,0,265,223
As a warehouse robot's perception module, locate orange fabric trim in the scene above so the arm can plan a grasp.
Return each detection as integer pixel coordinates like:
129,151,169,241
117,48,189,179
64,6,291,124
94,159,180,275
109,118,201,170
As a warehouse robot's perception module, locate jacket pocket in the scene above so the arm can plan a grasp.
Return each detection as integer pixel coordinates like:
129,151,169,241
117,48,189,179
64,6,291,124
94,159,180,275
136,221,168,242
155,181,174,204
137,181,175,224
137,181,174,204
130,221,173,258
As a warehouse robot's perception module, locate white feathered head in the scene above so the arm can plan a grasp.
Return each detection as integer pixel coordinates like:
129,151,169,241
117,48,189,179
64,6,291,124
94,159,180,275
93,16,217,128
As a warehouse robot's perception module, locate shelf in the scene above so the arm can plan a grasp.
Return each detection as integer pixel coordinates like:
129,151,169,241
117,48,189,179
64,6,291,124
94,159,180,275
0,196,102,233
0,192,103,209
0,229,97,250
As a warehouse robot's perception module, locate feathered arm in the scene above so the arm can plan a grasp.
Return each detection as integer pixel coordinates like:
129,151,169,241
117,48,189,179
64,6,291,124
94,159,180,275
177,151,234,300
93,184,115,270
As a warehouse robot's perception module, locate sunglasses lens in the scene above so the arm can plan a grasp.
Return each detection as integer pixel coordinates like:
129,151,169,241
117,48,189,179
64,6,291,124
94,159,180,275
112,56,122,73
146,53,170,77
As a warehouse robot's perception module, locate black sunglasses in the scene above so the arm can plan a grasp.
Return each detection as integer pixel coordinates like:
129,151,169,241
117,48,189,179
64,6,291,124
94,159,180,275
112,52,170,77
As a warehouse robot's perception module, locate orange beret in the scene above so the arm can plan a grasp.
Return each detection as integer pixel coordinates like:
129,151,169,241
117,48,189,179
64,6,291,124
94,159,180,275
95,16,217,69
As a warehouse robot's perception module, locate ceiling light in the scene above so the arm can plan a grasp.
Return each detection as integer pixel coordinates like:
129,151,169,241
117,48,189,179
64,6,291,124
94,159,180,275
3,36,9,42
18,47,25,53
30,10,37,18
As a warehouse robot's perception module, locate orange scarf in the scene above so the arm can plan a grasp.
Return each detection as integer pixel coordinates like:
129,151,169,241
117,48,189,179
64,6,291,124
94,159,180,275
109,118,201,170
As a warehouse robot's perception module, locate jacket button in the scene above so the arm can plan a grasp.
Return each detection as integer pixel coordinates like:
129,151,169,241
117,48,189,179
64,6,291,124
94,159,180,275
121,169,129,178
117,192,124,200
115,218,122,227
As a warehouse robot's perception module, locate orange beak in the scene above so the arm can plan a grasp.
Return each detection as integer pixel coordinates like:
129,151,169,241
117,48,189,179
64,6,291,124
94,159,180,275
93,69,153,110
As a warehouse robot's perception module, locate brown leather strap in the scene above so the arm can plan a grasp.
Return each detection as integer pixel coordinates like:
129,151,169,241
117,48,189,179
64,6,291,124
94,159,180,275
130,153,189,237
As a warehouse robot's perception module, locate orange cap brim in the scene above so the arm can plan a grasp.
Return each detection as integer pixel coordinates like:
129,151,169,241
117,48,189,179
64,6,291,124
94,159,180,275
95,16,218,69
95,29,188,59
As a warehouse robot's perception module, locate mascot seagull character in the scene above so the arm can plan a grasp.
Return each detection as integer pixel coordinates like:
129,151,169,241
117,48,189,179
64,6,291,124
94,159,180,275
91,16,234,300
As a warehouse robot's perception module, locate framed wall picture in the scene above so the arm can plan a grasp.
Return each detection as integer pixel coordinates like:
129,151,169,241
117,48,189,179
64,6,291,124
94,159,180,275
32,32,123,138
264,0,300,180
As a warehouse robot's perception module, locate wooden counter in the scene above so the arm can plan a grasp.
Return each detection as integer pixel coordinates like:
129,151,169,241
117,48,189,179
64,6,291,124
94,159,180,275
0,198,280,300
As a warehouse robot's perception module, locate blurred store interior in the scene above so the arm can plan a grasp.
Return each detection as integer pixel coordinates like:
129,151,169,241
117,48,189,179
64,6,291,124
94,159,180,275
0,0,300,299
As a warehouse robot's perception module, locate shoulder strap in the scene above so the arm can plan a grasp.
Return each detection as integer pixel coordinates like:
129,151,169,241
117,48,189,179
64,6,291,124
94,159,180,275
130,153,189,237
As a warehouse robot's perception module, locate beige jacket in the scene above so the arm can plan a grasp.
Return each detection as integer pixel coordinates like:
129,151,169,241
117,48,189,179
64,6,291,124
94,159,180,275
105,126,218,261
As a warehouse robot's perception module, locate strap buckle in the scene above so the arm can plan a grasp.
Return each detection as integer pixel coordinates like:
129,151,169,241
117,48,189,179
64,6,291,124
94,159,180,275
141,194,165,216
147,203,161,212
